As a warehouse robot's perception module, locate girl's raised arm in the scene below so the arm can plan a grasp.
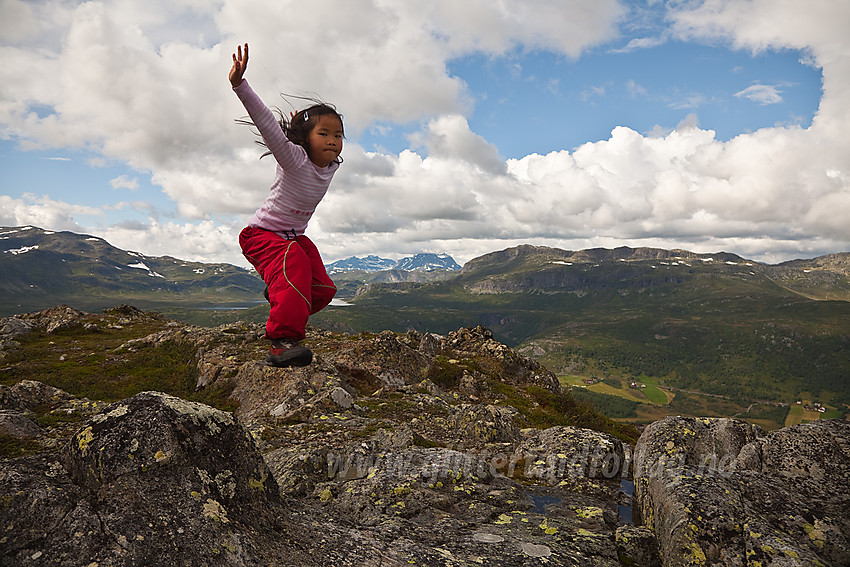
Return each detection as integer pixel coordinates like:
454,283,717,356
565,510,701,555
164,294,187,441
229,43,248,88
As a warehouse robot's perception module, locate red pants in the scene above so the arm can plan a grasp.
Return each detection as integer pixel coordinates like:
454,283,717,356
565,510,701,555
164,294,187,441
239,226,336,341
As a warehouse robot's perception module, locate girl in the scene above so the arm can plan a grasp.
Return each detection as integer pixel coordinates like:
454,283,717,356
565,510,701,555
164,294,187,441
229,43,342,367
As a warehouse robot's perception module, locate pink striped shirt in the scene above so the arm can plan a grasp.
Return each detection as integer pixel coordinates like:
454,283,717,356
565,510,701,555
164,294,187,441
234,80,339,236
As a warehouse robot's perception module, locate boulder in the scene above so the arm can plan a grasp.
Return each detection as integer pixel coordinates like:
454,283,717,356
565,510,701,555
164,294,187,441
515,425,627,483
9,380,73,411
0,410,43,440
1,391,311,566
616,525,661,567
634,417,850,567
453,403,522,445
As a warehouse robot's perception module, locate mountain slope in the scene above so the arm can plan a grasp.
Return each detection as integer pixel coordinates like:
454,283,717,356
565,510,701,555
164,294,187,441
313,245,850,405
0,226,265,315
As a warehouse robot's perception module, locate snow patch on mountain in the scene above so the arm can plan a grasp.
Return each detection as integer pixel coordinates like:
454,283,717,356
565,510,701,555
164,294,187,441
127,262,164,278
4,245,39,255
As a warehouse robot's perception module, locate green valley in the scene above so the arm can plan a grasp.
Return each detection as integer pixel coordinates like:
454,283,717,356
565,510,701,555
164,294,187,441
3,227,848,430
310,245,850,429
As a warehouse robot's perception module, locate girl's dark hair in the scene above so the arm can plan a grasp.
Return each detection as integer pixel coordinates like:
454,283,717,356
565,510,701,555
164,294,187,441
238,99,345,164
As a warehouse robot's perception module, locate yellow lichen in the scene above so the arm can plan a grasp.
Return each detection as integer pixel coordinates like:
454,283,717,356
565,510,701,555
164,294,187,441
804,522,825,550
538,518,558,535
77,427,94,456
574,506,603,520
202,499,229,523
683,542,707,565
248,473,268,492
319,489,333,502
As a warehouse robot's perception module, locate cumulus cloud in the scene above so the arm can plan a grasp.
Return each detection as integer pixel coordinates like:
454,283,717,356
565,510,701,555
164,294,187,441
98,219,244,265
0,0,848,266
0,194,98,232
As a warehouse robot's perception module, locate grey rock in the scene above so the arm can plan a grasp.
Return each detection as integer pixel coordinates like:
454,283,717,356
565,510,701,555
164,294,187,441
615,525,660,566
2,391,313,566
453,403,521,444
10,380,72,411
516,425,627,483
0,410,42,439
0,385,25,412
1,316,32,338
634,417,850,567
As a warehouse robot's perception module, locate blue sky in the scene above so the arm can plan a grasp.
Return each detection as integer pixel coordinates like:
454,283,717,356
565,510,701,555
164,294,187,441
0,1,846,267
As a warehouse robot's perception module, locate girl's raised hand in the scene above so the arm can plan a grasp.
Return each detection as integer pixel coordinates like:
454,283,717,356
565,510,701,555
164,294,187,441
229,43,248,88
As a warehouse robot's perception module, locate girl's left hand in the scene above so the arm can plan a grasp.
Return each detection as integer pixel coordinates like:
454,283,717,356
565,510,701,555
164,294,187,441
229,43,248,88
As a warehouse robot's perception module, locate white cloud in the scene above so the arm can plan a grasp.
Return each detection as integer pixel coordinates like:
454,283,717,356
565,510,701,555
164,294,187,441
99,219,244,265
626,79,648,98
110,175,139,191
735,83,783,105
0,194,99,232
610,35,666,53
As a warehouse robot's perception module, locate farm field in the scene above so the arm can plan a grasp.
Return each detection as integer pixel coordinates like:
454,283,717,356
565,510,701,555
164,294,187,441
561,375,672,406
560,374,850,431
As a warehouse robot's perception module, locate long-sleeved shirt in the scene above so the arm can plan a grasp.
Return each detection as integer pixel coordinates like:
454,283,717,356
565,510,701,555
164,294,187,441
234,80,339,236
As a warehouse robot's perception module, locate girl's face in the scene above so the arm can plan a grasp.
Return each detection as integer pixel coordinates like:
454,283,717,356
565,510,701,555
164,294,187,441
307,114,344,167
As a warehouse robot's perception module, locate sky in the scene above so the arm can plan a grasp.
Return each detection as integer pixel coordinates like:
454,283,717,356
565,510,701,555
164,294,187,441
1,0,848,269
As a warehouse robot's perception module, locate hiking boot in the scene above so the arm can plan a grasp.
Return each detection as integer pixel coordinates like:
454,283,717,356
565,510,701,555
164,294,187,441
266,338,313,367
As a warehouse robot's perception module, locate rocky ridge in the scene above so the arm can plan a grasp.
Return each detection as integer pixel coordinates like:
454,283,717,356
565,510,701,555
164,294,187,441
1,305,848,566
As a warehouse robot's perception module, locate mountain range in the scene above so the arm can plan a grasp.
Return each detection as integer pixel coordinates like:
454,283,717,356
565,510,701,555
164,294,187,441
3,225,849,420
326,253,460,273
0,226,461,317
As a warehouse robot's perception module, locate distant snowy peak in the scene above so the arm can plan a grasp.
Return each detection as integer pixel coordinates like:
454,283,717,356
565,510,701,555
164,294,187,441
327,253,460,273
326,255,396,274
393,253,461,272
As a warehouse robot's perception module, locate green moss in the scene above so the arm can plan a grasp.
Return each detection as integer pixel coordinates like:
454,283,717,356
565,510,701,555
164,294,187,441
0,433,41,458
359,392,419,419
412,435,444,449
31,409,87,428
2,324,237,412
427,356,465,389
488,380,638,443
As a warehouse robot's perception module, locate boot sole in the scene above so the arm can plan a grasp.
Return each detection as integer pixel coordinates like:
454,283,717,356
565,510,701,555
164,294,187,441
266,346,313,367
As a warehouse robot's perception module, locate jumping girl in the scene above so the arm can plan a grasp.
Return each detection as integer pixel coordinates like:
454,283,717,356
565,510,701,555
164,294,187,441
229,43,342,367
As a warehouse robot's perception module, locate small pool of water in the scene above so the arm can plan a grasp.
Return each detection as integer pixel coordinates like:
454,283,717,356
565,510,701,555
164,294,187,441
619,479,635,525
526,481,635,525
529,493,562,514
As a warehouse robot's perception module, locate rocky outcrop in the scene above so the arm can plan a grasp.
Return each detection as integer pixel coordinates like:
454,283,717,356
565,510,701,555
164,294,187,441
2,306,847,566
634,416,850,566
